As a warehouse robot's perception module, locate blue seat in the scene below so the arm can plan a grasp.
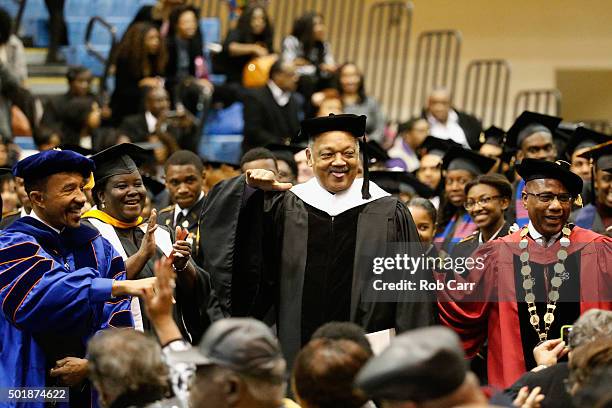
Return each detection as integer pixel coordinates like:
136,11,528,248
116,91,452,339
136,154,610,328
198,134,243,164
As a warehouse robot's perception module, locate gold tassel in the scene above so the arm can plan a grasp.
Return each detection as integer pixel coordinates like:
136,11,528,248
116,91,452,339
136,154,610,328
575,194,583,208
84,173,95,190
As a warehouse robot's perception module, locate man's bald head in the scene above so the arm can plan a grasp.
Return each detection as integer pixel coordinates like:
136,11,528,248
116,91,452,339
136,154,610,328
145,87,170,118
427,88,452,123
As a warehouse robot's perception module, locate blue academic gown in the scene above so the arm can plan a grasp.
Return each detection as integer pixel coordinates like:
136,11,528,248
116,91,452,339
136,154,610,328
0,216,133,408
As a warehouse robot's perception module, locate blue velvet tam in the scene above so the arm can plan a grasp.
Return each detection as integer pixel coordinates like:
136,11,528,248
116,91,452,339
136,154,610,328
13,149,95,182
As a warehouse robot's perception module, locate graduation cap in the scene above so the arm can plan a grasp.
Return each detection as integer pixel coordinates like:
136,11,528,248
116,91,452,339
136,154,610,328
441,146,497,176
363,140,390,164
482,126,506,147
355,326,467,402
506,111,562,149
13,149,95,183
299,114,371,199
418,136,461,158
564,127,611,159
90,143,148,184
516,158,583,197
142,175,166,196
370,170,435,198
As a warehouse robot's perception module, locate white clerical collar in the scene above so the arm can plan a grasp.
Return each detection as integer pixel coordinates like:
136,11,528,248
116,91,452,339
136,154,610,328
267,80,290,107
28,210,62,234
173,192,205,225
145,111,158,133
478,223,505,245
290,177,390,217
527,221,562,247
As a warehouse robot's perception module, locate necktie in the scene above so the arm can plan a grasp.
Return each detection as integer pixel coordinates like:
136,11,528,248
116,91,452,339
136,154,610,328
176,211,189,229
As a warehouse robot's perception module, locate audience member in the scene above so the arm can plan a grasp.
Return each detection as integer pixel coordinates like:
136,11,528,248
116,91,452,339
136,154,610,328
58,97,101,148
0,7,28,83
407,197,437,249
423,88,482,149
311,321,374,356
33,126,62,151
0,62,20,139
240,147,279,174
0,171,17,217
222,5,275,85
0,174,30,228
572,366,612,408
110,23,167,125
201,159,241,195
294,147,315,184
312,88,343,117
242,60,300,152
120,86,170,142
267,144,300,185
282,12,337,100
87,330,176,408
130,0,187,33
44,0,67,63
335,63,385,143
568,338,612,407
292,338,372,408
387,117,430,171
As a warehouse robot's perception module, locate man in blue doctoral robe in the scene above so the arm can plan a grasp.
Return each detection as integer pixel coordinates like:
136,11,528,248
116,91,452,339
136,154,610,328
0,150,155,408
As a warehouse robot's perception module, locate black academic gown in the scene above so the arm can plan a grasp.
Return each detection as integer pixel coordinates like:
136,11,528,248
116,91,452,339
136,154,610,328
201,175,436,365
81,219,222,344
0,209,22,229
157,197,206,267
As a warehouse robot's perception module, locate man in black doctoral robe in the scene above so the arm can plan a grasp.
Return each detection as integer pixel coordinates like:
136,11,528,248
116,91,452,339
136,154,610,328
201,114,436,364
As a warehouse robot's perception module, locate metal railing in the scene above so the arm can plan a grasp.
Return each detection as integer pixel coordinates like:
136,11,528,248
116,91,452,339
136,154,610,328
409,29,462,116
580,120,612,135
361,1,413,122
85,16,117,94
513,89,562,117
10,0,27,34
461,58,511,128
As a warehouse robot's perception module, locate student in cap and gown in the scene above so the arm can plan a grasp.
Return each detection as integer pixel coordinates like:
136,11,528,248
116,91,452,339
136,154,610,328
433,146,496,256
369,170,435,204
416,136,461,209
505,111,562,228
0,150,149,408
437,159,612,389
571,140,612,235
81,143,222,344
200,114,436,365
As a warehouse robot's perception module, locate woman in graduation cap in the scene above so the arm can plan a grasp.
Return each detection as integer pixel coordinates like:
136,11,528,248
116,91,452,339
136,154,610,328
201,113,436,367
570,140,612,235
81,143,221,343
433,146,496,256
438,158,612,389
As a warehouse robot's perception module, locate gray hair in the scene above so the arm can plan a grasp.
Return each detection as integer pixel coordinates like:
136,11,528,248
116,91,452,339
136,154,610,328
87,329,169,405
570,309,612,349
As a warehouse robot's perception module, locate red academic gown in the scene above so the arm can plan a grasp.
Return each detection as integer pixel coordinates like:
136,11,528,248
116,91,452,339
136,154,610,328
437,226,612,389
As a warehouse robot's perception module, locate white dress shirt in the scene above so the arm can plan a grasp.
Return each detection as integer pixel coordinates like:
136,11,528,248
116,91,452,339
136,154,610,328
145,111,158,134
267,80,291,107
173,192,205,226
427,110,470,148
527,221,562,247
28,210,61,234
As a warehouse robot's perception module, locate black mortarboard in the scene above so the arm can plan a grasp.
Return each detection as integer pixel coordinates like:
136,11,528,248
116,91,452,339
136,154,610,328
506,111,562,149
442,146,496,176
142,175,166,196
363,140,390,164
516,158,583,197
418,136,461,158
355,326,467,402
564,127,611,159
370,170,435,198
578,140,612,173
13,149,95,182
90,143,148,183
483,126,505,147
299,114,371,198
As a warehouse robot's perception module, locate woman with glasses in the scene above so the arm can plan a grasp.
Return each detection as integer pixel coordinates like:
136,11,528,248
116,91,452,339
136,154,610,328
451,174,514,261
433,146,496,256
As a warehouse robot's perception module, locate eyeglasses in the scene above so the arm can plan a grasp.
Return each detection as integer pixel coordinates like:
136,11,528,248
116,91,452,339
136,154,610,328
464,195,501,210
524,192,573,203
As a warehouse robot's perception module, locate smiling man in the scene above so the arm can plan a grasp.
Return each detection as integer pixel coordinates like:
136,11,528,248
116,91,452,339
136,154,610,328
201,114,435,365
0,149,155,408
438,158,612,389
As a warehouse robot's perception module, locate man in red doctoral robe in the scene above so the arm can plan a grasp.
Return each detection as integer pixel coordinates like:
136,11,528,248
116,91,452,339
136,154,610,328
438,158,612,389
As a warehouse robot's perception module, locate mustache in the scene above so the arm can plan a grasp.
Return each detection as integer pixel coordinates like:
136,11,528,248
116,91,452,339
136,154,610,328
329,166,350,173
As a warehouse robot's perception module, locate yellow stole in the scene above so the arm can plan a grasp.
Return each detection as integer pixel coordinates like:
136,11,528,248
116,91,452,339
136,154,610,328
82,209,144,229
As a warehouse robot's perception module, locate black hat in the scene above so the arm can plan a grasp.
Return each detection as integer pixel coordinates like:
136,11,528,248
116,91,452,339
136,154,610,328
419,136,461,158
483,126,506,147
565,127,611,159
363,140,390,164
90,143,148,183
442,146,497,176
142,175,166,196
370,170,435,198
355,326,467,402
299,114,370,199
516,158,583,197
13,149,95,182
506,111,562,149
166,318,284,377
578,140,612,173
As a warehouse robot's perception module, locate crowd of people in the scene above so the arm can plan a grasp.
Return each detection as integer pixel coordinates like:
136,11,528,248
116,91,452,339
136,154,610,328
0,1,611,408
